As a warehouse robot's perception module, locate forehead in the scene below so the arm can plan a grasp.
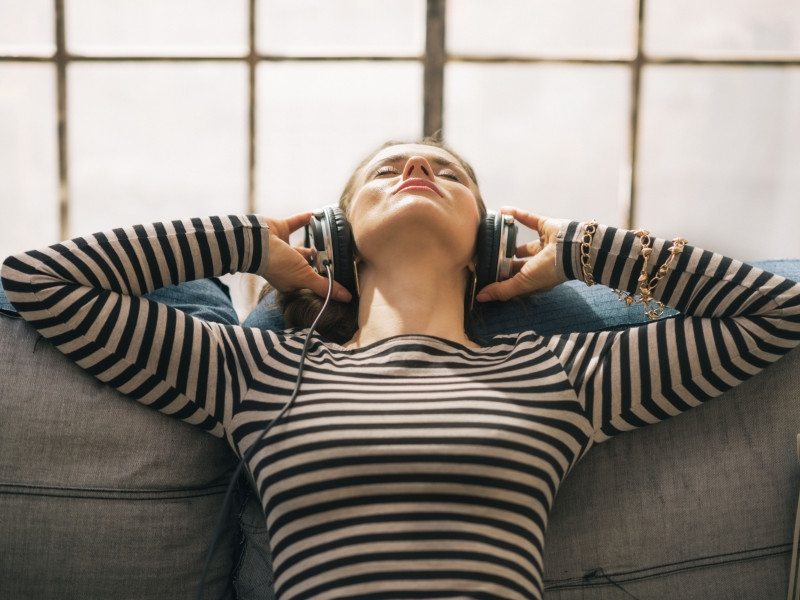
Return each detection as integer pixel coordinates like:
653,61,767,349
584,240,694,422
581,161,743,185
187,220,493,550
365,144,463,169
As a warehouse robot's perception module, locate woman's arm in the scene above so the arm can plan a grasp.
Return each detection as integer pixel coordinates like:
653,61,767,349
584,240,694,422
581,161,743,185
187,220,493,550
0,215,311,439
488,213,800,444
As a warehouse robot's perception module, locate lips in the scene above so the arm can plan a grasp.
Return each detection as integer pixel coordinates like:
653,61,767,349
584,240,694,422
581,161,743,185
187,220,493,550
393,178,443,197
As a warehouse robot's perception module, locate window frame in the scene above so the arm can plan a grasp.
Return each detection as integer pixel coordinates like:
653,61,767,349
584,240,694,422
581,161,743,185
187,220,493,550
2,0,799,238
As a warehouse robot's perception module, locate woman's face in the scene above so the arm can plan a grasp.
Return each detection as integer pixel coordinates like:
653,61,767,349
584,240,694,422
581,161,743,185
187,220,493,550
347,143,483,265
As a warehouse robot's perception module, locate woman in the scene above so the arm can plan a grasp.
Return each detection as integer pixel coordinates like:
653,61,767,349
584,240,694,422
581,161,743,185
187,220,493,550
3,138,799,600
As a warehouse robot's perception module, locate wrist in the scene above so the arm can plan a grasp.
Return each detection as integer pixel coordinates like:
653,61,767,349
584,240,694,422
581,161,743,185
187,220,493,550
557,220,593,284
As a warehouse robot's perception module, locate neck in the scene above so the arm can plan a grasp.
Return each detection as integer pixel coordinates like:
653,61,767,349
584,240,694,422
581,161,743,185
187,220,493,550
346,256,475,349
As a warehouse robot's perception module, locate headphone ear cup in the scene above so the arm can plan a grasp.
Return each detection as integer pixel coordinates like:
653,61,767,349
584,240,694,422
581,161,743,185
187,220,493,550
475,210,501,292
323,206,358,297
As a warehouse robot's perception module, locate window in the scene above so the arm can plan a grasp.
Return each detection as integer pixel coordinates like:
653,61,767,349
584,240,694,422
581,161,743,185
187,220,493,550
2,0,799,316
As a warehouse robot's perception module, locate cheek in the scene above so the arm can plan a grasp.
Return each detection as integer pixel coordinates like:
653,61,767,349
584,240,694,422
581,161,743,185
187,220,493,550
461,192,482,227
347,186,370,221
346,184,382,237
462,196,483,253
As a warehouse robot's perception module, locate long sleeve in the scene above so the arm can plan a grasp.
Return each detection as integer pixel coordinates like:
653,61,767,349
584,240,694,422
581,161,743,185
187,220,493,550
545,221,800,444
0,215,271,440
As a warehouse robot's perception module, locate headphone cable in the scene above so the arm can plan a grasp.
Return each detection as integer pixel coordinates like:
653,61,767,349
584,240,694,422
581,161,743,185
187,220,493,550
196,261,334,600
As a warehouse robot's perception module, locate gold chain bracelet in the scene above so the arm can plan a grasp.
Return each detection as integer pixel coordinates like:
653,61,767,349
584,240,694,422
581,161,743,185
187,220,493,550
616,230,688,320
580,220,598,286
580,220,687,320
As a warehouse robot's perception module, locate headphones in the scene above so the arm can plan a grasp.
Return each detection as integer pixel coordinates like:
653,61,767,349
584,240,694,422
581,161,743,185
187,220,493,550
306,206,518,297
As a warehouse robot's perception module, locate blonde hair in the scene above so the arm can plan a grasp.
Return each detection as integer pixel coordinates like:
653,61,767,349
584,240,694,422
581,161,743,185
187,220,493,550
270,137,485,344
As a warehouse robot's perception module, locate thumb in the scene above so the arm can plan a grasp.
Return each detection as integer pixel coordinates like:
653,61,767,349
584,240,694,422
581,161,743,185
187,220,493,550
303,270,353,303
475,278,529,303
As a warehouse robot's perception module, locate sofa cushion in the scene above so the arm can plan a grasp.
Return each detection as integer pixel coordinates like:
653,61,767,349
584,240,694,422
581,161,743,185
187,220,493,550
543,345,800,598
243,276,684,335
541,258,800,598
246,261,798,336
0,278,240,600
0,277,239,325
144,278,239,326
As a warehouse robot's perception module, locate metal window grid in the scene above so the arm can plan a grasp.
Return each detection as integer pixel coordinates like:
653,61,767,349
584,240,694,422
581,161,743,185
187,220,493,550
2,0,799,241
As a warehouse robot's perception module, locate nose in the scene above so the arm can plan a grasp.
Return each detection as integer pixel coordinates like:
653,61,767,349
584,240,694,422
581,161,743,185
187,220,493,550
403,156,433,180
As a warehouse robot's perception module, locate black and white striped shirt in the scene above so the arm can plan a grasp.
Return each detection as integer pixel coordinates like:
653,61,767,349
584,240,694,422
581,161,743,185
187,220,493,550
3,215,799,599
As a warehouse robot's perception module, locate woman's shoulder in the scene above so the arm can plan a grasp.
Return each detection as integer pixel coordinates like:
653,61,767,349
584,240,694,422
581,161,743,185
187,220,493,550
242,325,309,343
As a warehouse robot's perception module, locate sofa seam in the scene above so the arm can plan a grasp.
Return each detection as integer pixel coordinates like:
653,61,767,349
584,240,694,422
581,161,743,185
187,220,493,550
0,481,230,500
544,542,793,589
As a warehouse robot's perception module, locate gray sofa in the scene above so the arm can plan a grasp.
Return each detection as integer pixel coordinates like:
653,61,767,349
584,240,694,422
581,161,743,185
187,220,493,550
2,262,799,599
0,281,251,600
543,344,800,598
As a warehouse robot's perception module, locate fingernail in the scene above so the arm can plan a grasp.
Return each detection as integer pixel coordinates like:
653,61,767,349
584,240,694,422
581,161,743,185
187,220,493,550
336,290,352,303
475,292,490,302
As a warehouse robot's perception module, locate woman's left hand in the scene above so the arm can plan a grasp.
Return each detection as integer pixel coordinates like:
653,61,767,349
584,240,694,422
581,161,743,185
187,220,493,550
475,207,566,302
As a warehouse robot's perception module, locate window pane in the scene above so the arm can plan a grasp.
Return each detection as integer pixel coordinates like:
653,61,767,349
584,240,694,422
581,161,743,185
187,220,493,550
0,0,54,55
69,62,251,315
256,62,423,219
447,0,638,58
637,67,800,261
646,0,800,57
69,63,248,231
256,0,425,56
0,64,59,257
66,0,248,56
445,63,631,235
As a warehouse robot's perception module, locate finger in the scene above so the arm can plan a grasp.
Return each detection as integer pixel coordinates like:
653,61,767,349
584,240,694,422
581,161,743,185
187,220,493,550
500,206,543,233
510,258,529,276
515,240,541,259
284,211,313,234
294,246,315,263
303,271,353,303
475,276,532,303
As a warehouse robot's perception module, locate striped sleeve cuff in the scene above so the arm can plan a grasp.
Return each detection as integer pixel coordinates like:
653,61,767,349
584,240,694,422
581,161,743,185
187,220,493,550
557,220,684,296
240,215,270,276
556,220,584,283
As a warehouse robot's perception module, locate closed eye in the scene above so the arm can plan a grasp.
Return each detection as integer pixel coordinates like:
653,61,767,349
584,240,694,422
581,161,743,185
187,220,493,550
375,166,400,177
437,170,462,183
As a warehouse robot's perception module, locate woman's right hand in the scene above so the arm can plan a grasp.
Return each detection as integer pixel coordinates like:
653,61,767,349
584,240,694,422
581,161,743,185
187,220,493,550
261,212,353,303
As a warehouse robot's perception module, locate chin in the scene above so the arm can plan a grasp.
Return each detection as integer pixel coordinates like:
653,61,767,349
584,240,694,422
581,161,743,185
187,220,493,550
356,213,477,264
